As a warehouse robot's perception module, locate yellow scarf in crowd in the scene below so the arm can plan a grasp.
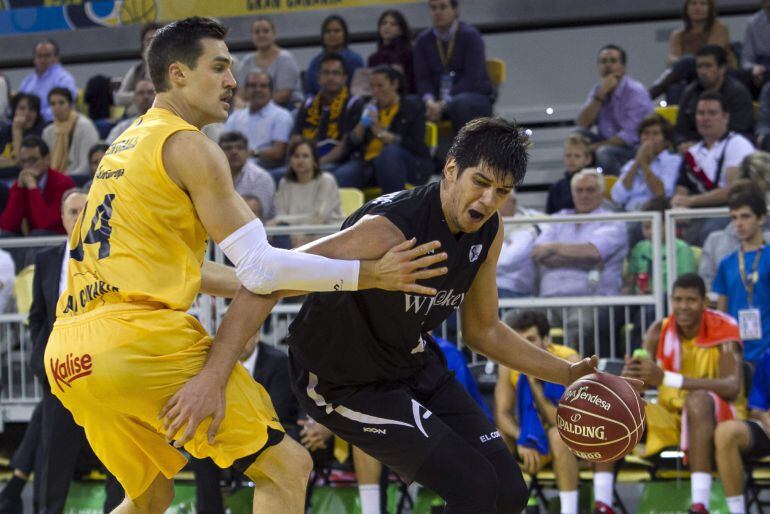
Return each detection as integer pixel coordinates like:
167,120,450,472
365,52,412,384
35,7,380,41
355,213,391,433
50,110,78,172
302,87,349,142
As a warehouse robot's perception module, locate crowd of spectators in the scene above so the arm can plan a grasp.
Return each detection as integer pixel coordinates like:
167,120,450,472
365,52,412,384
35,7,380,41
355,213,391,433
1,2,770,514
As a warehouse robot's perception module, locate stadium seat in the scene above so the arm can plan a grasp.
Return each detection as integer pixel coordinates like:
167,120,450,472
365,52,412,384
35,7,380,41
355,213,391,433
603,175,618,199
425,121,438,156
655,105,678,125
690,245,702,270
338,188,364,216
13,264,34,317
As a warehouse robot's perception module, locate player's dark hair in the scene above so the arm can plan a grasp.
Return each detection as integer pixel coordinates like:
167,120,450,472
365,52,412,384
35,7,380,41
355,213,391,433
88,143,109,161
147,17,227,93
285,139,321,182
672,273,706,299
598,44,626,65
218,131,249,147
728,190,767,219
20,135,50,157
696,44,727,67
447,117,530,186
48,87,72,104
697,90,727,112
510,311,550,339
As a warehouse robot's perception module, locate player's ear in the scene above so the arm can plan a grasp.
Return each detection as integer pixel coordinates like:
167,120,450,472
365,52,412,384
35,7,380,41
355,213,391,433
443,157,458,183
168,62,187,86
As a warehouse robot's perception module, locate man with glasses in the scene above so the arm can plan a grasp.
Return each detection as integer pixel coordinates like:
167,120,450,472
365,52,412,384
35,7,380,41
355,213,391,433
0,135,75,236
576,44,654,175
219,131,276,220
291,53,364,173
224,70,292,172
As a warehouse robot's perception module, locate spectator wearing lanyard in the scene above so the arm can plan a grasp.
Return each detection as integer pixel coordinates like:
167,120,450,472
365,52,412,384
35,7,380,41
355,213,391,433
714,189,770,362
413,0,492,136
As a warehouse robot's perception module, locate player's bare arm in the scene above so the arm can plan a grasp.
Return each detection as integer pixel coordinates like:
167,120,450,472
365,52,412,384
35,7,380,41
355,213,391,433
493,364,520,444
200,261,240,298
460,218,598,386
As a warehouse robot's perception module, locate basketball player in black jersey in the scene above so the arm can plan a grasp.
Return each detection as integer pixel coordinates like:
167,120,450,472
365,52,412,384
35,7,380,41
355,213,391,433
241,118,600,513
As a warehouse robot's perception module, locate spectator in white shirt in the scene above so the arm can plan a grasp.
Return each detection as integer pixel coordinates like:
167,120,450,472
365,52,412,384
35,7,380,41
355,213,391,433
224,71,293,170
496,192,538,298
0,248,15,313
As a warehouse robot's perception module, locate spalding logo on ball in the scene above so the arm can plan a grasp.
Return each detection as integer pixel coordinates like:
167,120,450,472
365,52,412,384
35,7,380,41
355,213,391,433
556,372,645,463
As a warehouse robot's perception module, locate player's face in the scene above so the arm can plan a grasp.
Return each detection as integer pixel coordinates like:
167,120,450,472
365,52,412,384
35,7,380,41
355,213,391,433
251,20,276,50
563,144,591,174
61,193,87,237
443,159,514,234
518,326,547,350
183,38,236,125
730,206,765,242
571,175,603,214
695,99,729,140
671,287,705,330
49,93,72,122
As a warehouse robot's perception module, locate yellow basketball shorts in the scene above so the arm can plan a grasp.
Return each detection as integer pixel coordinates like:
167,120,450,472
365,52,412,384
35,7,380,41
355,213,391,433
45,304,284,500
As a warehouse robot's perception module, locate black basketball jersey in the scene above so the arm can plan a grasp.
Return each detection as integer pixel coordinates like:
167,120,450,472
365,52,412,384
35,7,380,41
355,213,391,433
286,182,499,385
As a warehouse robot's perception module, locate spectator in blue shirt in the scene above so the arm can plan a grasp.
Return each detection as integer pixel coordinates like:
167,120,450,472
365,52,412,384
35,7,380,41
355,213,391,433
304,15,364,97
413,0,493,136
714,348,770,514
611,113,682,211
18,40,77,124
714,188,770,362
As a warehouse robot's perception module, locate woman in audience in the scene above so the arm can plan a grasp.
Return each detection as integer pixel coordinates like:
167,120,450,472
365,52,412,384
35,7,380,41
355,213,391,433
114,22,162,113
272,139,343,246
304,15,364,96
367,10,415,94
649,0,732,102
237,17,302,108
41,88,100,176
0,93,45,171
334,65,431,193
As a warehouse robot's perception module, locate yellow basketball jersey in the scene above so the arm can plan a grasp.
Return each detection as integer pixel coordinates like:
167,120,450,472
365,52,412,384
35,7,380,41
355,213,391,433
57,108,208,317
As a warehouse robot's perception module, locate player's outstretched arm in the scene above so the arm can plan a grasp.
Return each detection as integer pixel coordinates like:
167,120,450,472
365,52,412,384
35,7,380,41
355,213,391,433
460,219,598,386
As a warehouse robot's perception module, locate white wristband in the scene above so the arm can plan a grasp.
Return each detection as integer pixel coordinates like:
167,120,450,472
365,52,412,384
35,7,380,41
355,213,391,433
663,371,684,389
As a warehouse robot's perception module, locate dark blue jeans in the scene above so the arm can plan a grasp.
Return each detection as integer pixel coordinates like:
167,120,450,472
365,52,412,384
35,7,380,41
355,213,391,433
333,144,431,193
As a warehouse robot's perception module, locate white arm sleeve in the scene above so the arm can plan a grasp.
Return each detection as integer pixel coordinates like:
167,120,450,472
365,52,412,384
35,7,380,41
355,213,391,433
218,219,360,294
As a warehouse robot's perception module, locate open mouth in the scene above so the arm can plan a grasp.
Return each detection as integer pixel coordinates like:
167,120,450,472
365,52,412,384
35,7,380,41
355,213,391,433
468,209,484,221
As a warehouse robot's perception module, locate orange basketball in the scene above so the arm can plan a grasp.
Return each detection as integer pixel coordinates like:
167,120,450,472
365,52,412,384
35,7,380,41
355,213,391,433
556,372,645,463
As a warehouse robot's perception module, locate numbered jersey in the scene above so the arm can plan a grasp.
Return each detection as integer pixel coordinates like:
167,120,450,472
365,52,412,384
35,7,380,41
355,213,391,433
57,108,208,318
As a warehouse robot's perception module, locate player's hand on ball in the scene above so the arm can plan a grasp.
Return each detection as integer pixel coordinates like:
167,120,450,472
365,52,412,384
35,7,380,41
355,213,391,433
159,371,226,448
374,238,448,295
567,355,599,384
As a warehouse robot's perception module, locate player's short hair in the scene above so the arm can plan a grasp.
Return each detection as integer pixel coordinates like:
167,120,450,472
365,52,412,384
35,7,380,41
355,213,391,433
219,131,248,147
672,273,706,299
570,167,605,194
696,44,727,67
509,311,550,339
48,87,72,104
728,190,767,219
20,135,49,157
447,117,529,186
147,17,228,93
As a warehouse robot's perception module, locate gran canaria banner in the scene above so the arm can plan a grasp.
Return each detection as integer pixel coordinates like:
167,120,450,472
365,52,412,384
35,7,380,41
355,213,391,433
0,0,419,35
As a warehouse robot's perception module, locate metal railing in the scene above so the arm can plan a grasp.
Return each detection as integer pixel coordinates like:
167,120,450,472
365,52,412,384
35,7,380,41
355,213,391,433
0,211,666,427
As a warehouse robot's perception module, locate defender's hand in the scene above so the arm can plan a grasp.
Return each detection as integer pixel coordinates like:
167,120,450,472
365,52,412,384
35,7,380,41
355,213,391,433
159,371,226,448
371,238,448,295
566,355,599,384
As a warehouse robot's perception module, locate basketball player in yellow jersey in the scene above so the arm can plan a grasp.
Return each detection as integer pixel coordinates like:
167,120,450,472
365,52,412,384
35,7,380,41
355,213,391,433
45,17,448,514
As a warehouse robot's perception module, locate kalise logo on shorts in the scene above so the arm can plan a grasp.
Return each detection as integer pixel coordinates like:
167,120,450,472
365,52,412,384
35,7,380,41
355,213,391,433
49,353,93,392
